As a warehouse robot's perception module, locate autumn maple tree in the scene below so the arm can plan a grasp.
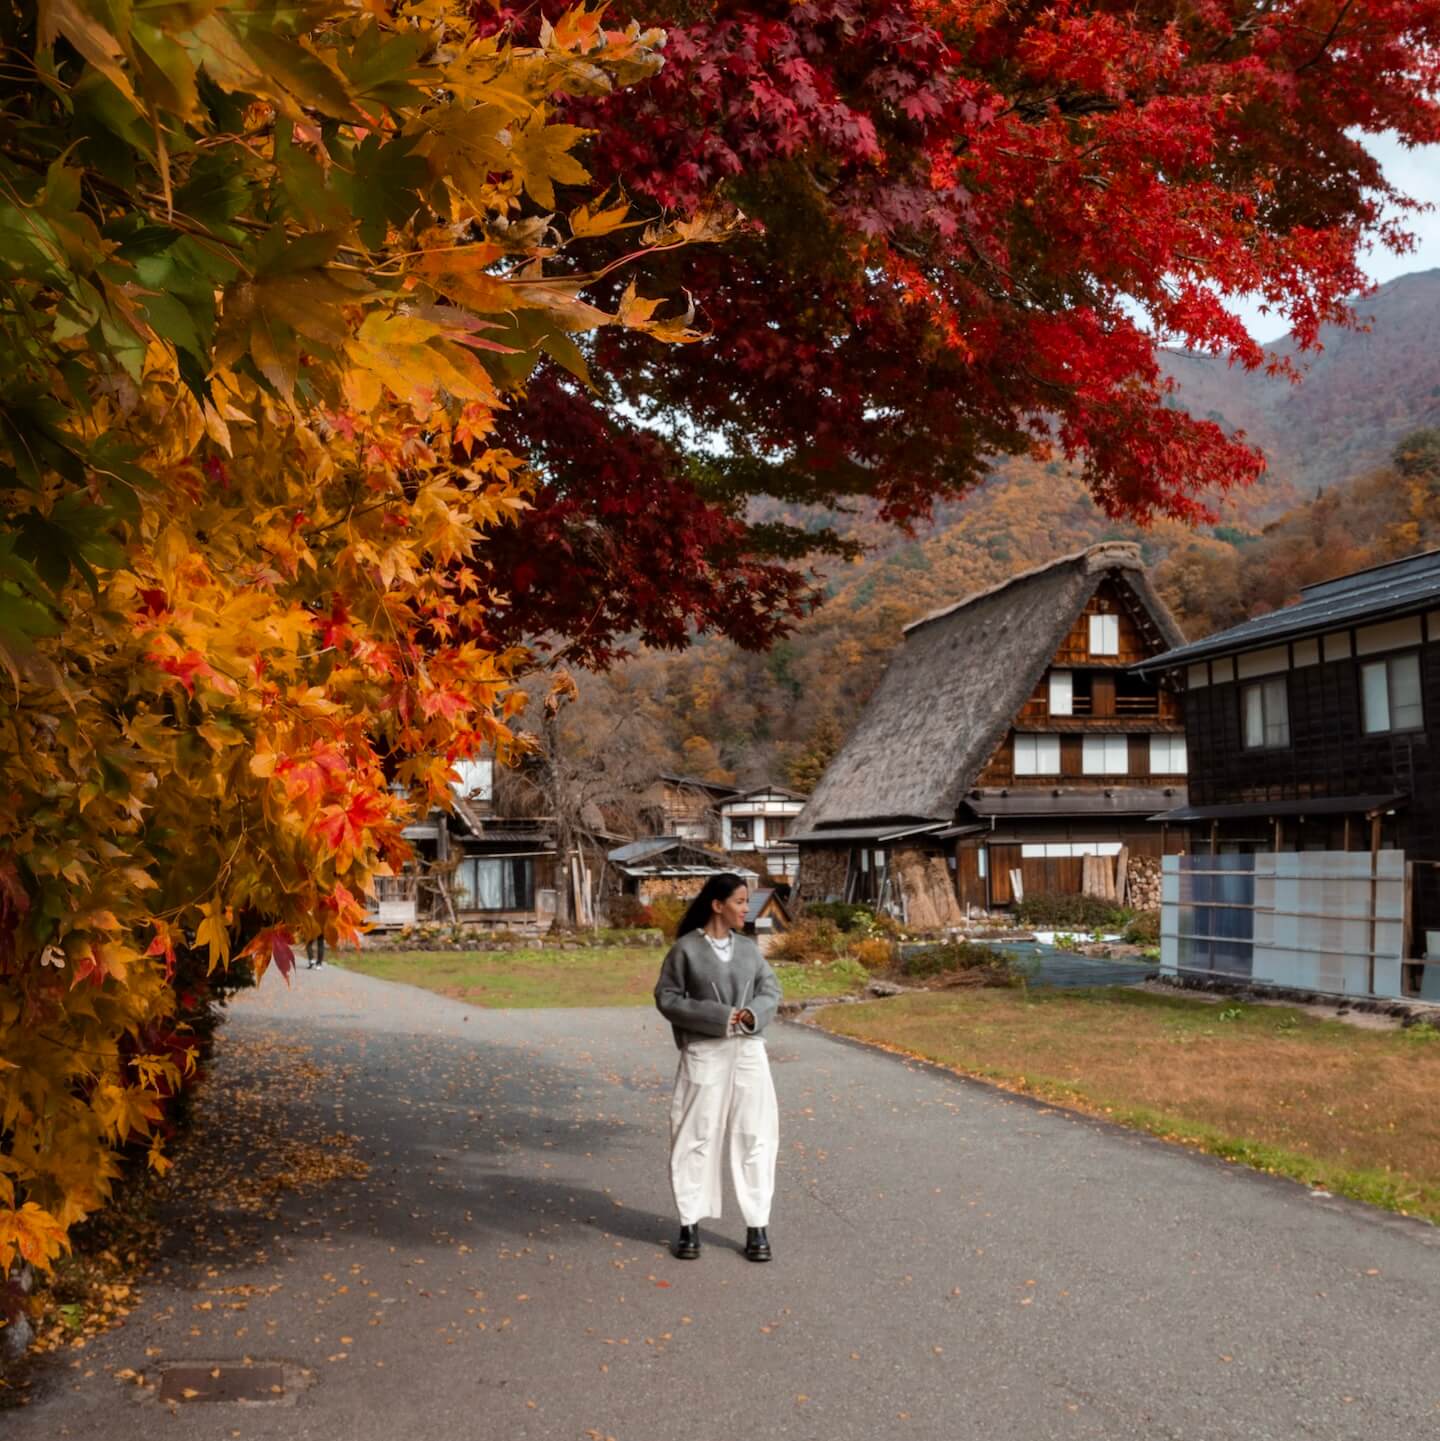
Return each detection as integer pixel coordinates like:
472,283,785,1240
0,0,722,1278
464,0,1440,666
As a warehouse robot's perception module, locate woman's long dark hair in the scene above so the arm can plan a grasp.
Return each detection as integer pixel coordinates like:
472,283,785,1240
676,873,749,938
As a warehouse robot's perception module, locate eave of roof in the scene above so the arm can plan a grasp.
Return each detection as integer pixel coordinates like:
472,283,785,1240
964,787,1185,817
791,822,948,845
1014,719,1183,735
726,785,808,803
1136,549,1440,674
617,863,761,879
1151,793,1406,823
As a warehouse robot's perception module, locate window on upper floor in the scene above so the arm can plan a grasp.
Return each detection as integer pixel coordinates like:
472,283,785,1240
1241,677,1290,749
729,818,753,843
1361,652,1424,734
1089,613,1119,656
1048,670,1073,716
1014,734,1061,775
1149,734,1188,774
451,757,494,800
1081,735,1129,775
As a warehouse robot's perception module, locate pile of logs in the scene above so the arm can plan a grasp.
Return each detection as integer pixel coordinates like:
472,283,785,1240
1125,856,1163,910
1081,852,1120,903
1079,848,1163,910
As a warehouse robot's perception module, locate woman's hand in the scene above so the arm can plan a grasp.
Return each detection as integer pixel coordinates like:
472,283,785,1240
736,1008,755,1029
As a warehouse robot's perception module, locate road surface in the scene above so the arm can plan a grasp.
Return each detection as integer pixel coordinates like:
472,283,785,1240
14,963,1440,1440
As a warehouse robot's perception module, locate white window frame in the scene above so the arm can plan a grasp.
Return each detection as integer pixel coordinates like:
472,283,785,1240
1049,670,1073,717
1014,734,1061,775
1089,613,1119,656
1020,842,1123,859
1149,734,1188,774
1241,676,1290,749
1081,735,1129,775
1361,652,1424,734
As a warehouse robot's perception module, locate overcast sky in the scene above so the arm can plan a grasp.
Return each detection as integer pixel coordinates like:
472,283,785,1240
1234,132,1440,343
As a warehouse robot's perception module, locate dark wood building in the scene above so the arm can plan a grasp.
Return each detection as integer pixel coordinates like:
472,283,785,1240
369,757,563,931
793,543,1188,921
1137,549,1440,996
641,774,740,845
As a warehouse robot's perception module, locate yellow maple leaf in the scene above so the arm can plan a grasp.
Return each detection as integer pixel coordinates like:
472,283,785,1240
93,1080,163,1144
511,117,591,210
194,900,231,970
0,1202,71,1273
569,194,632,239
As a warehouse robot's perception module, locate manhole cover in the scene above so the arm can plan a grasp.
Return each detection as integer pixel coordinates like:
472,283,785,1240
158,1364,286,1404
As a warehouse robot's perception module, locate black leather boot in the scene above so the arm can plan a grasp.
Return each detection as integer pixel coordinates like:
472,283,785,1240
674,1224,700,1260
744,1226,771,1263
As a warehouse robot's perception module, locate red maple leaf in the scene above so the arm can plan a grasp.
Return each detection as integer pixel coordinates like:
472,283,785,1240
149,648,215,694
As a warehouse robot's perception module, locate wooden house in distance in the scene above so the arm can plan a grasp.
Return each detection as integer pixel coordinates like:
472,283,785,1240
793,543,1189,921
367,757,563,931
641,773,740,845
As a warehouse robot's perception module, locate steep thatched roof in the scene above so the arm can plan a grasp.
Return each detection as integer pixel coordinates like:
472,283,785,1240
794,543,1184,831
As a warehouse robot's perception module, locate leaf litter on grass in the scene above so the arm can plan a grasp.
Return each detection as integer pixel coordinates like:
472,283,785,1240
815,987,1440,1223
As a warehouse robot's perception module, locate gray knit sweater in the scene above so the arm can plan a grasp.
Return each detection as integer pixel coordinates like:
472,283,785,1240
653,929,784,1049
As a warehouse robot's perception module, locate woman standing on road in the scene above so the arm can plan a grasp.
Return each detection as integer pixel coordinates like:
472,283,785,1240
653,874,783,1263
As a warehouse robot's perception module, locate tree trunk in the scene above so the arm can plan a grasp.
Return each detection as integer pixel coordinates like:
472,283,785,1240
545,708,575,926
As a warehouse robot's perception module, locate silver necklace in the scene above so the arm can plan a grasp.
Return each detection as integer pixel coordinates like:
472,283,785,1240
703,929,734,960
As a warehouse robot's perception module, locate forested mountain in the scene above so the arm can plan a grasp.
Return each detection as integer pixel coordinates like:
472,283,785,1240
552,273,1440,793
1161,268,1440,500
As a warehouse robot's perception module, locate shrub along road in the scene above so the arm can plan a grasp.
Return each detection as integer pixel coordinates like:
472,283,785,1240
13,963,1440,1440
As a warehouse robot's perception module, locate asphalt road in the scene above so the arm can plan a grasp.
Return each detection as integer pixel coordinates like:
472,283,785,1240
15,963,1440,1441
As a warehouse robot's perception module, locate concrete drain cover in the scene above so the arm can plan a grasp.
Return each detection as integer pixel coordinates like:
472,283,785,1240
158,1364,286,1404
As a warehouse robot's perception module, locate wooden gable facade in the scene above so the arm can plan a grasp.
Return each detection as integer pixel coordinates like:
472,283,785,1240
792,544,1189,919
957,576,1188,909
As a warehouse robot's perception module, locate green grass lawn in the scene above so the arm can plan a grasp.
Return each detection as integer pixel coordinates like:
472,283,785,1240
815,987,1440,1224
334,946,868,1010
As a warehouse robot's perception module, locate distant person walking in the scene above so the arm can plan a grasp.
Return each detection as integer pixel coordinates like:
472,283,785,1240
653,874,783,1262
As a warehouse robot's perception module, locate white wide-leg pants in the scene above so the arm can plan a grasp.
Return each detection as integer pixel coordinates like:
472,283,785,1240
668,1035,779,1227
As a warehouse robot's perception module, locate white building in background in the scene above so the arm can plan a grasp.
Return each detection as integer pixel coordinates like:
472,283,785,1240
719,786,807,882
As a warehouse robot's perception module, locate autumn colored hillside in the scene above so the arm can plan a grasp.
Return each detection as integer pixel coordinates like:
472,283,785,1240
1162,268,1440,500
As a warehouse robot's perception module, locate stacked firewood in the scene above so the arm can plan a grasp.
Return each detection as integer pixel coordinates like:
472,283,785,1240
1125,856,1164,910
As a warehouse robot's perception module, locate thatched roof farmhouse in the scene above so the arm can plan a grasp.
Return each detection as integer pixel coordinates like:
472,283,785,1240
793,542,1189,922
